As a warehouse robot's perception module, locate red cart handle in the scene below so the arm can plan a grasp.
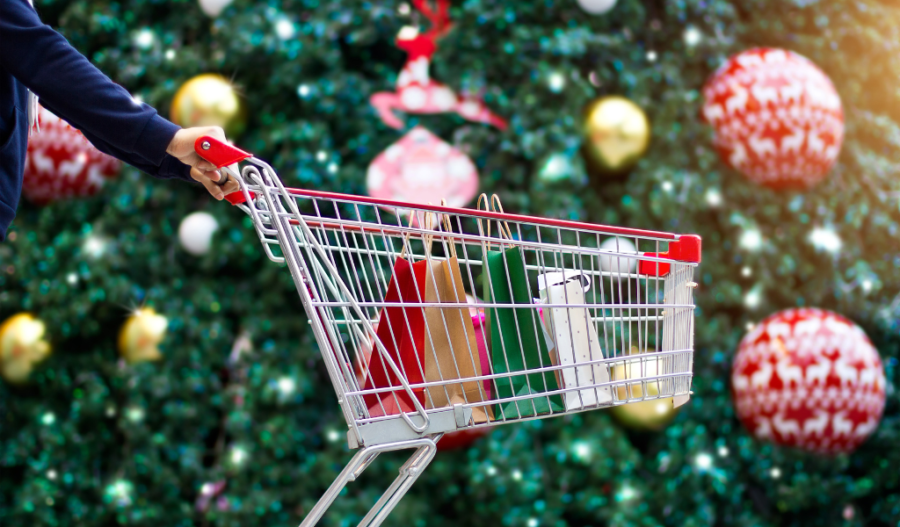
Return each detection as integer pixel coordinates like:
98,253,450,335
194,136,254,205
638,235,702,277
194,136,252,168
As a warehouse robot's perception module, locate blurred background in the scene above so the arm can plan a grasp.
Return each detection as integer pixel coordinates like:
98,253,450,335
1,0,899,525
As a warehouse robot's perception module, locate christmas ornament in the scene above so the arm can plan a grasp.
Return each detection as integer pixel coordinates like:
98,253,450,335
581,96,650,174
599,237,637,274
577,0,617,15
171,74,247,138
198,0,233,17
0,313,51,384
538,152,575,183
609,351,679,431
370,0,507,130
702,48,844,189
178,211,219,256
118,308,169,364
367,127,478,209
731,308,885,454
23,106,120,205
437,427,491,451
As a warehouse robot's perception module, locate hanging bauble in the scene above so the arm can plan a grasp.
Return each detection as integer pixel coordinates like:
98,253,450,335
731,308,885,454
702,48,844,189
437,427,492,451
118,308,169,364
367,127,479,211
0,313,51,384
598,237,638,274
577,0,617,14
538,152,575,183
198,0,233,17
609,350,679,430
171,74,247,138
581,96,650,175
22,106,121,205
178,211,219,255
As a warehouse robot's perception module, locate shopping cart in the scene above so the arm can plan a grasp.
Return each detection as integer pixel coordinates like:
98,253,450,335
196,137,701,527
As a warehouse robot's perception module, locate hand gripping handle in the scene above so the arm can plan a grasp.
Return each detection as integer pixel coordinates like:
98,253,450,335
194,136,254,205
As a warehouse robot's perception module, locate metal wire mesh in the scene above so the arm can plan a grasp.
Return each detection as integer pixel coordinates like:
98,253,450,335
227,157,698,447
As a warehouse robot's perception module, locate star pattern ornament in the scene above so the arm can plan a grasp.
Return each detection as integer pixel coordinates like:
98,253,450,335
731,308,886,454
702,48,844,189
0,313,51,384
367,127,479,210
23,106,121,205
118,308,169,364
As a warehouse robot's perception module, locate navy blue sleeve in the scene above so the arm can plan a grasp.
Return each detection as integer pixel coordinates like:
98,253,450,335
47,97,193,181
0,0,193,182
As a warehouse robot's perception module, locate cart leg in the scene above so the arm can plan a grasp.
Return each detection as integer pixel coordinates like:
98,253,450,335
298,438,439,527
356,440,438,527
299,447,381,527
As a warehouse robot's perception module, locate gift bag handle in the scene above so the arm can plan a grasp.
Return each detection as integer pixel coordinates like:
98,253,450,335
439,199,458,260
475,193,514,252
398,209,436,260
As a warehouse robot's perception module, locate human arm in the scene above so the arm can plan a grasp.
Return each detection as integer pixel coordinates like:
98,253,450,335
0,0,238,199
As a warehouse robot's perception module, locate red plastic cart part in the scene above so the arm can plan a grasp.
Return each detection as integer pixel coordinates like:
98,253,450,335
194,136,252,168
638,235,702,277
194,137,703,266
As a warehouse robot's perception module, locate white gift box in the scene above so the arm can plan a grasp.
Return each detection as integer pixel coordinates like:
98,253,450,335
538,271,613,410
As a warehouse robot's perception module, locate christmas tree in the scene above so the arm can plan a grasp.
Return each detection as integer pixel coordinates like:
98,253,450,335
2,1,899,526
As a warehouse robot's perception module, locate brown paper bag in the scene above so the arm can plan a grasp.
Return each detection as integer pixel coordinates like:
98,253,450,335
423,256,493,423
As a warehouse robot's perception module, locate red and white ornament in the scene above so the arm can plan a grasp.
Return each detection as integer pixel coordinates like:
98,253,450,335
702,48,844,189
731,308,885,454
23,107,120,204
367,127,479,210
369,0,507,131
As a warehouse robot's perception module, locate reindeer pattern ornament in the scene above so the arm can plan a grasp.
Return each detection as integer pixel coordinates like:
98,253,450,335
23,106,121,205
702,48,844,189
370,0,507,131
731,308,885,454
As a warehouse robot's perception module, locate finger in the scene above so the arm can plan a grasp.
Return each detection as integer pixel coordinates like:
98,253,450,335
191,167,226,200
205,126,227,142
196,160,217,172
222,178,242,195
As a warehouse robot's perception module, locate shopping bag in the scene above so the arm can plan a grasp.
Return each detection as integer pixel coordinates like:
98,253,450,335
423,257,493,423
362,214,435,417
471,311,493,401
538,271,612,410
478,195,564,420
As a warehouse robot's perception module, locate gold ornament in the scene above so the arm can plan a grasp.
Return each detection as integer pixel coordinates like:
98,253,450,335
609,350,679,431
118,308,169,364
0,313,51,384
582,96,650,173
171,74,247,137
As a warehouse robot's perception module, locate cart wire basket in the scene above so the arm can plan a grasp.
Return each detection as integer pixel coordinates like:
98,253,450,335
196,137,702,527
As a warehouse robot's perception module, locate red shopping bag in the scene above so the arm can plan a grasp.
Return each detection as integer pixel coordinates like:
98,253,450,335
362,257,430,417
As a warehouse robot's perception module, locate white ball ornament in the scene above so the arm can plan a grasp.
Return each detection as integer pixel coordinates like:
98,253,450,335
178,212,219,256
577,0,617,15
599,237,637,274
198,0,233,17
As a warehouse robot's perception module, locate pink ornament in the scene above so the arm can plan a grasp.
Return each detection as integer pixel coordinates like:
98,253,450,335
367,127,478,209
702,48,844,189
731,308,885,454
23,107,120,205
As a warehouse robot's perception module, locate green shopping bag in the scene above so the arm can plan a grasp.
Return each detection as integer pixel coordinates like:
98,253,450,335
479,194,564,420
